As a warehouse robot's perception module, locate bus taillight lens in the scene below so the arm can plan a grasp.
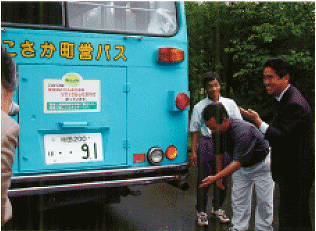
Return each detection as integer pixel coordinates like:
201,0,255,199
176,92,190,110
166,145,178,160
158,48,184,63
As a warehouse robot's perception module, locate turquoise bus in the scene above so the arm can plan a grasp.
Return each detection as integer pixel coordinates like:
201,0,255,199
1,1,190,206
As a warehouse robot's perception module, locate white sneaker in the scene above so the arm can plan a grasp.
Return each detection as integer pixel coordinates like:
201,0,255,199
213,209,230,223
197,212,208,226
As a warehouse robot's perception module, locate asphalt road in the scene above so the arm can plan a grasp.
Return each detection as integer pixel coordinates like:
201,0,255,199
4,164,315,230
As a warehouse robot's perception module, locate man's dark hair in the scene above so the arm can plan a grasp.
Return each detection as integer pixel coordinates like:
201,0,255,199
202,71,220,88
202,102,228,124
263,58,291,79
2,47,17,91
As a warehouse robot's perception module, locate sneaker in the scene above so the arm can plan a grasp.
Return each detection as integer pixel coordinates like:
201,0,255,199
228,228,240,231
213,209,230,223
197,212,208,226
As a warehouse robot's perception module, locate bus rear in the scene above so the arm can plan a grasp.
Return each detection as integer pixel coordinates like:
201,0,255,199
1,1,189,206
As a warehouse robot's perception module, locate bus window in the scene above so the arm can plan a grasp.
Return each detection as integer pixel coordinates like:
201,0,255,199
67,1,177,35
1,2,63,26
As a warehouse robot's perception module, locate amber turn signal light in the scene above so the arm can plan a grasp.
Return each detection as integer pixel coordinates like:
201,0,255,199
166,145,178,160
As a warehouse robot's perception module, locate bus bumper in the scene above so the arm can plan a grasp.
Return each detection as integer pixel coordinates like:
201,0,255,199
9,162,189,197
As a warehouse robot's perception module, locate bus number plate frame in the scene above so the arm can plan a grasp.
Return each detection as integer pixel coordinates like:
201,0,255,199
44,133,103,165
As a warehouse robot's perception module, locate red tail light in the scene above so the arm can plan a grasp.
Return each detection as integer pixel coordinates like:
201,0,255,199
176,92,190,110
158,48,185,63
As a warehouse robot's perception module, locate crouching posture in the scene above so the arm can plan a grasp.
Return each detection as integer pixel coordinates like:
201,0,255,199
199,102,274,231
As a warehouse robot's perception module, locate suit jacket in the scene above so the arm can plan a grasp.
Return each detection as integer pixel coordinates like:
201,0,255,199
1,110,20,226
265,85,314,184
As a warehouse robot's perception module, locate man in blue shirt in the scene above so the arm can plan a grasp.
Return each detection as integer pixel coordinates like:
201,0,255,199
200,102,274,231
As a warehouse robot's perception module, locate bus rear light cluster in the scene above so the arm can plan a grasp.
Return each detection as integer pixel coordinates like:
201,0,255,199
176,92,190,110
158,48,185,63
146,145,179,165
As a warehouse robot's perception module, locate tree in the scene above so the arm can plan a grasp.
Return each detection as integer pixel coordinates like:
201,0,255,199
185,1,315,121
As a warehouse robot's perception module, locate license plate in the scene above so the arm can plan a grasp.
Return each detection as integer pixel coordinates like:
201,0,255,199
44,133,103,165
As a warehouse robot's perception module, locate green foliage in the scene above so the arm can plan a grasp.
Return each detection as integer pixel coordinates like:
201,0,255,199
185,1,315,121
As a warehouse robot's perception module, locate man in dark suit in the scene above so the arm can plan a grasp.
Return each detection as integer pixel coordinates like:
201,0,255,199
240,58,314,230
1,47,20,226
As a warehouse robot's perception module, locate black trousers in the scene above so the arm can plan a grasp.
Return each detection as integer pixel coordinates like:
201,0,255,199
278,180,314,230
196,158,229,213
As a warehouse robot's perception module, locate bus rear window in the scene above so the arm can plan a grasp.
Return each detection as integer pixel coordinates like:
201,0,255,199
1,2,63,26
67,1,177,36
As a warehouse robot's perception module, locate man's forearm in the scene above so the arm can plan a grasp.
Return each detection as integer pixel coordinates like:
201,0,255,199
215,161,241,180
191,132,200,155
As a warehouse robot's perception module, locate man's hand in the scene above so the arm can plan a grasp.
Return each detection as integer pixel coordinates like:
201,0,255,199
199,176,225,189
200,161,241,188
199,175,217,188
239,107,263,127
216,178,225,190
191,154,197,167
